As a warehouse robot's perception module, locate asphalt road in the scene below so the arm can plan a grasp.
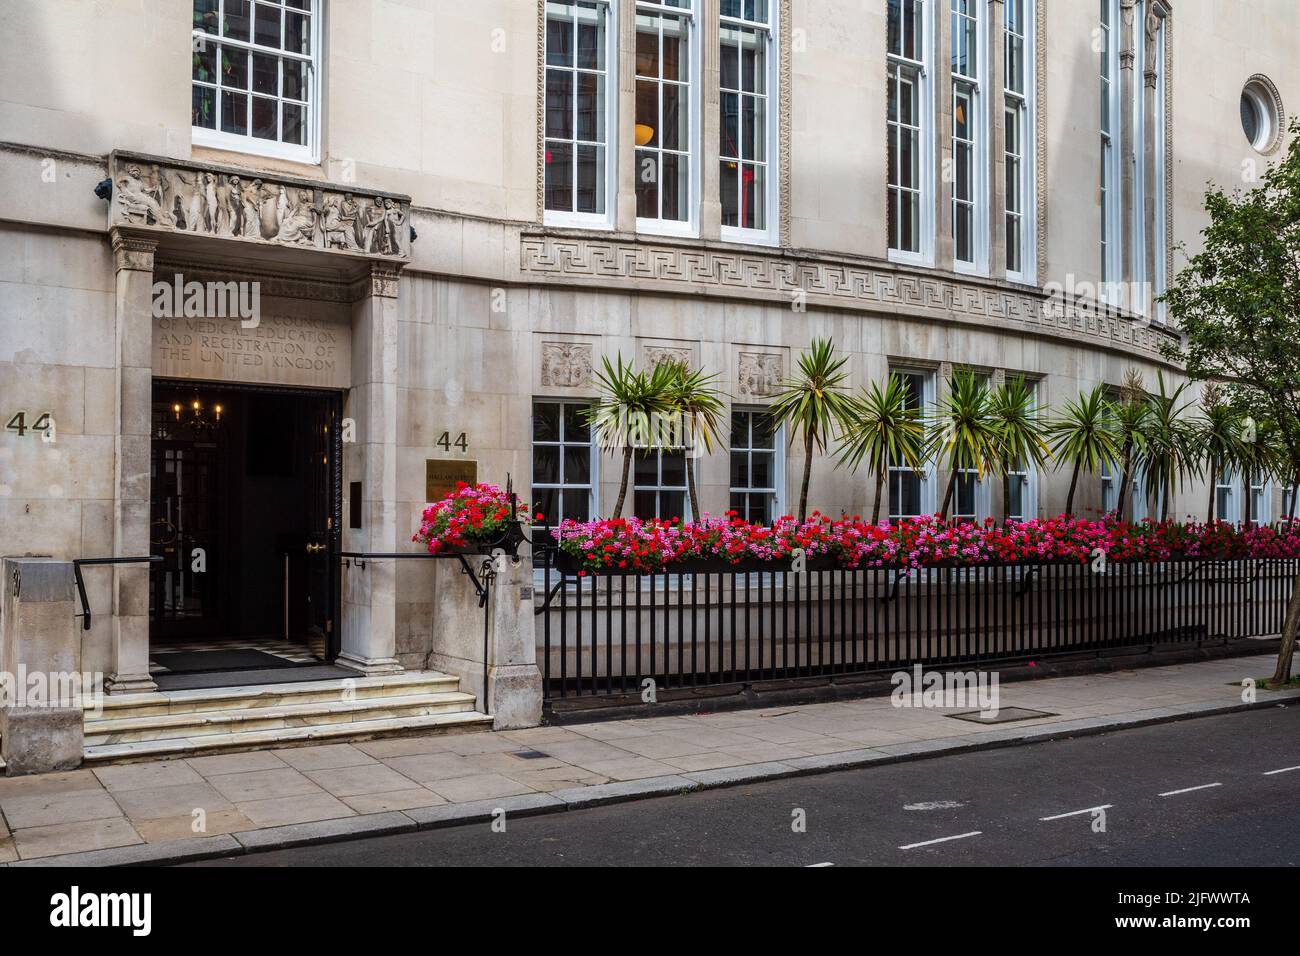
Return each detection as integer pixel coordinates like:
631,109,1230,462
194,705,1300,867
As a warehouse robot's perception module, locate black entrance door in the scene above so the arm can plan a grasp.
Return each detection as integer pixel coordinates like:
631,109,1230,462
149,381,342,658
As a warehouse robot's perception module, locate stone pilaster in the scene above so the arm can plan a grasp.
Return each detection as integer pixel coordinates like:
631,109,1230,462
989,0,1008,280
105,230,157,695
339,264,404,676
615,0,638,232
934,0,954,272
700,6,722,240
1119,0,1137,287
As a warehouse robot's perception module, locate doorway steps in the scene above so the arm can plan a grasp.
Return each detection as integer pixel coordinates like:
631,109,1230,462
82,671,493,764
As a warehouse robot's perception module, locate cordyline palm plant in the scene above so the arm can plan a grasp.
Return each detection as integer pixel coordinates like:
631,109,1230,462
1047,384,1119,517
928,369,1001,520
1137,371,1200,522
1112,368,1150,521
585,354,677,518
988,376,1051,523
769,339,854,521
1196,384,1247,523
661,359,727,520
836,372,928,524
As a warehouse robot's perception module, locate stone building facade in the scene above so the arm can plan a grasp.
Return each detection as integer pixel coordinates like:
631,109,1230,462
0,0,1296,693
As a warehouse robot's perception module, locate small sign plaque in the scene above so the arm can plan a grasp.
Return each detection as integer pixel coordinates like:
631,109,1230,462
425,459,478,502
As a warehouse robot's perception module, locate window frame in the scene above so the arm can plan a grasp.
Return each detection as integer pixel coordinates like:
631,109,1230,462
887,367,937,520
1130,0,1148,311
544,0,619,230
1003,0,1035,284
531,399,599,541
718,1,779,246
949,0,988,275
728,406,784,523
1151,2,1169,321
887,0,937,266
191,0,323,165
633,0,702,239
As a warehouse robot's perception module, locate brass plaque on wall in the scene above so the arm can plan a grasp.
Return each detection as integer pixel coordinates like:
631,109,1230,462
425,459,478,502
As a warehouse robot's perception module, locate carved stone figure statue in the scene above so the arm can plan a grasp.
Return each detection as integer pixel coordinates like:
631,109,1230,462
359,197,386,253
224,175,243,236
321,193,360,250
276,189,318,244
381,197,405,255
116,164,171,226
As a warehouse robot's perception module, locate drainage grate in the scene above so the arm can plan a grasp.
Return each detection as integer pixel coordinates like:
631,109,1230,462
947,707,1057,724
513,750,551,760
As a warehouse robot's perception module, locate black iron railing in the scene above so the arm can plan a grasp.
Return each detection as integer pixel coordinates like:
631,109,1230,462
534,550,1297,702
73,556,163,631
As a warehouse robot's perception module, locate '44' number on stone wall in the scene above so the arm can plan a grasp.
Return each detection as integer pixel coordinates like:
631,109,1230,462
437,431,468,452
6,411,53,437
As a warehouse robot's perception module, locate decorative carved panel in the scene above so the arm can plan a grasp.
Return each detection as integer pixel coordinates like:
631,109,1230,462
540,342,594,388
107,151,411,260
737,352,784,398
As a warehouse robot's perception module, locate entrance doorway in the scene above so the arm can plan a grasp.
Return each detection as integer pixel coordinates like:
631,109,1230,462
148,379,342,674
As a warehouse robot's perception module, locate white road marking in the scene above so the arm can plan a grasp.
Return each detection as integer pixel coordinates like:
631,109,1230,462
1263,765,1300,776
806,862,834,867
898,831,982,850
1039,804,1112,821
904,800,966,811
1158,782,1222,797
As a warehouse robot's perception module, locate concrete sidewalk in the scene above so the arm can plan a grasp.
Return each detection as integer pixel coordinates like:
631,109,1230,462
2,654,1297,866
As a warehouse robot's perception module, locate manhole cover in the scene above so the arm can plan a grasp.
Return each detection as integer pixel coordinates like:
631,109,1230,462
513,750,550,760
947,707,1056,724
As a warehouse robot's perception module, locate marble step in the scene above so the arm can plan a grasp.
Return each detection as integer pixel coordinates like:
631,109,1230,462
82,710,495,765
87,671,462,721
84,691,481,746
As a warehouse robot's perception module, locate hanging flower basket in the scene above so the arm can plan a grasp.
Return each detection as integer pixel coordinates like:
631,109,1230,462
412,482,531,556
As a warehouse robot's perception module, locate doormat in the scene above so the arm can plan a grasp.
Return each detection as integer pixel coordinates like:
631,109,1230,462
946,707,1057,724
154,664,355,691
151,649,300,673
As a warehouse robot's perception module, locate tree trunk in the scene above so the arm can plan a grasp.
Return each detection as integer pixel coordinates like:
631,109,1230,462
1116,441,1133,519
1242,471,1252,528
872,455,886,525
939,468,957,519
798,429,814,521
1064,459,1081,517
1206,456,1218,523
1270,565,1300,685
1160,475,1171,523
1291,470,1299,520
1002,471,1012,524
611,444,633,518
685,452,700,520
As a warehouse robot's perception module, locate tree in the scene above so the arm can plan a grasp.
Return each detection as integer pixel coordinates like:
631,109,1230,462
837,373,928,524
1159,118,1300,684
586,355,676,518
769,339,854,521
1196,384,1247,523
1112,369,1150,521
929,369,1001,520
662,360,727,520
1136,371,1200,523
989,376,1052,523
1046,384,1119,517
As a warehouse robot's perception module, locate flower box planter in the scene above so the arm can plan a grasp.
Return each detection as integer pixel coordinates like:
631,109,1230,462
547,551,839,576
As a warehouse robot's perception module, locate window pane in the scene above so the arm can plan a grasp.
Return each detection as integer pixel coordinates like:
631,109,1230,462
633,491,657,520
576,72,603,142
194,44,216,82
221,49,248,89
533,447,560,485
660,152,688,221
730,452,747,488
195,0,219,35
254,2,282,48
564,447,591,483
224,0,251,41
533,402,561,442
661,451,686,486
635,149,659,217
575,145,604,213
192,84,216,129
563,492,590,524
251,96,277,139
221,92,248,134
751,413,775,448
751,451,773,488
252,52,279,96
576,2,605,70
634,453,658,486
545,141,574,211
662,490,686,520
563,403,590,442
283,59,309,101
285,10,310,54
534,489,558,529
546,70,575,139
282,102,306,145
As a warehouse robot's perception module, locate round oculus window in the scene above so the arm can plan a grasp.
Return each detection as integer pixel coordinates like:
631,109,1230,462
1240,78,1283,153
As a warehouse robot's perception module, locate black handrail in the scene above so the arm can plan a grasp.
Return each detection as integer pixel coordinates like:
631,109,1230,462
72,556,163,631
